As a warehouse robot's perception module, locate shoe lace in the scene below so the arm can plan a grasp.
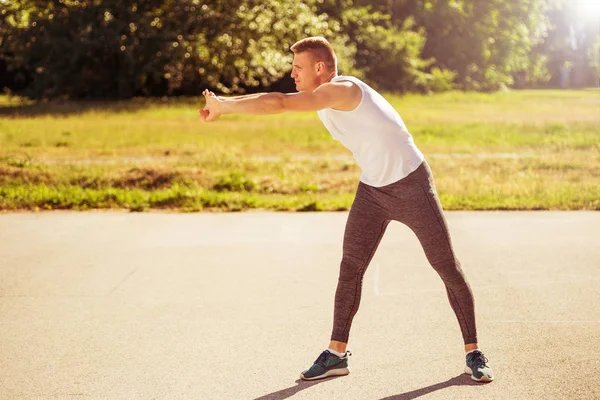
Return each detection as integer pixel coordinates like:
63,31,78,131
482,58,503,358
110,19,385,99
314,351,329,364
314,350,351,364
472,351,488,367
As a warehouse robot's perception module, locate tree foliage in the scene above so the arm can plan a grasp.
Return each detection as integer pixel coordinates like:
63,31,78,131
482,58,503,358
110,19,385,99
387,0,553,90
0,0,352,98
533,0,599,87
0,0,597,98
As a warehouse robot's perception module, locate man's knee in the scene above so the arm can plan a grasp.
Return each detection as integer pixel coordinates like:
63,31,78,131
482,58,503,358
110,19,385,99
338,254,364,282
431,258,466,285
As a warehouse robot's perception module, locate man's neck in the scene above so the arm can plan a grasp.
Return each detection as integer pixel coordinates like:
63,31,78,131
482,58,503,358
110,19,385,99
325,72,337,83
316,72,338,88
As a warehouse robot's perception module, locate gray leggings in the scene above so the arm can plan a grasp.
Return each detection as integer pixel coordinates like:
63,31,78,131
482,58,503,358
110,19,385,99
331,161,477,345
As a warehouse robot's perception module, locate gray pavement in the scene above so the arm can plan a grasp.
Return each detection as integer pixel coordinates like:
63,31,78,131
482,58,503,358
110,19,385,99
1,211,599,400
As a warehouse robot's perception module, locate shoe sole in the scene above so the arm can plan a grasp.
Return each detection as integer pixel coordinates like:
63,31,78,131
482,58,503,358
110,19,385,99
464,366,494,382
300,367,350,381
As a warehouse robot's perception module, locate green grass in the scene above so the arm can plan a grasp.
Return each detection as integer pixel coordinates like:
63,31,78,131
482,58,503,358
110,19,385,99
1,89,599,211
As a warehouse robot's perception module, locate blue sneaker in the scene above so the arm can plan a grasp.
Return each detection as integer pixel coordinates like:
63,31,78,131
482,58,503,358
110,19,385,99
465,350,494,382
300,350,352,381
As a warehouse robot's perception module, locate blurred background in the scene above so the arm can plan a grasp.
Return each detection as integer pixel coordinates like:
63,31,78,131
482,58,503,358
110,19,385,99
1,0,599,99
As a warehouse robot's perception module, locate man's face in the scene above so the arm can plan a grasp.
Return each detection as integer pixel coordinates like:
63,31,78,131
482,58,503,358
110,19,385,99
290,52,320,92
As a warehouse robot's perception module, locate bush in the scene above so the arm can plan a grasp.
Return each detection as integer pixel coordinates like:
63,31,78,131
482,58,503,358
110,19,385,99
417,67,456,93
212,172,256,192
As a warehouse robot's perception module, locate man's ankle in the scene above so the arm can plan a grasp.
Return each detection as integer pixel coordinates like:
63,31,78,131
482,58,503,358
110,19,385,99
464,343,479,354
328,340,347,353
327,348,346,358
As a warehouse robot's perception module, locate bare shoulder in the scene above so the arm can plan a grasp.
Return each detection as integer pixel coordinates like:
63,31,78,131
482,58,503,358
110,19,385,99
315,80,362,111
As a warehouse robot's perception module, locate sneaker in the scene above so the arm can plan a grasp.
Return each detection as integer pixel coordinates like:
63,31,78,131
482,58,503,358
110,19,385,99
299,350,352,381
465,350,494,382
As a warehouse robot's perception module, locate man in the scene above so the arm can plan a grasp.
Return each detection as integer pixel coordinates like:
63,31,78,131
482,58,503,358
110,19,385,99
200,36,494,383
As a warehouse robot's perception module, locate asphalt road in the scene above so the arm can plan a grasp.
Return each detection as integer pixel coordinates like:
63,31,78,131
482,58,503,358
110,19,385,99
1,211,599,400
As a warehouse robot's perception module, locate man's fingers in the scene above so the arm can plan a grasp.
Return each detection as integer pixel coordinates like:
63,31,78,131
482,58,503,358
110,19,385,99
199,90,217,122
201,89,217,99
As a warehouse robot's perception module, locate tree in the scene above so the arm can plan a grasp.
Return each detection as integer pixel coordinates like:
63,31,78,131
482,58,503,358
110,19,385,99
0,0,351,98
534,0,600,88
314,0,437,93
390,0,552,90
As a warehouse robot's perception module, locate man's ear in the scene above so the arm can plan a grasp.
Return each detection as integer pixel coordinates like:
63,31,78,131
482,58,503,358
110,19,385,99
316,61,324,74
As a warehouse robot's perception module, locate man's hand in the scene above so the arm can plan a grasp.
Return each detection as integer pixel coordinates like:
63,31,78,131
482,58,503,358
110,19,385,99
199,89,222,122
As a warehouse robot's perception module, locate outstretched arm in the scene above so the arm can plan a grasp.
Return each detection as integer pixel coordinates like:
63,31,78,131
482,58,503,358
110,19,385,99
226,92,269,100
199,83,355,122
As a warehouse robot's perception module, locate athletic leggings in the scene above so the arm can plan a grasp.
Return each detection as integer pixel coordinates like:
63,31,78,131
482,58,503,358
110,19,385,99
331,160,477,345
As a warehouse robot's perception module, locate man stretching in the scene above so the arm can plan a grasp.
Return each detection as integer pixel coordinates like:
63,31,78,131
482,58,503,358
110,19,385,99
200,36,494,383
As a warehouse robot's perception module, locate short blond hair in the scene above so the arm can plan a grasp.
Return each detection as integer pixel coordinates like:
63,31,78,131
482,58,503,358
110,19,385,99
290,36,337,73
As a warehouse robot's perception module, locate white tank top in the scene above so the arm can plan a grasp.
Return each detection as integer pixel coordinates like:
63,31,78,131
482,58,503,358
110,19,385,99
317,75,424,187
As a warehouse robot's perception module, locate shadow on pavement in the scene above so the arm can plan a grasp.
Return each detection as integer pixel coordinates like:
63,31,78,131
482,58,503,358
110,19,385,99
252,377,342,400
252,374,484,400
379,374,484,400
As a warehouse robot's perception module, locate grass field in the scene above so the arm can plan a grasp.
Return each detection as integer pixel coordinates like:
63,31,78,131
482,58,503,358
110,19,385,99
1,89,599,211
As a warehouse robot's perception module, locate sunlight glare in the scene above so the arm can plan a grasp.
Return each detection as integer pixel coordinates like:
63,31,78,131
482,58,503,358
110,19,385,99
575,0,600,21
